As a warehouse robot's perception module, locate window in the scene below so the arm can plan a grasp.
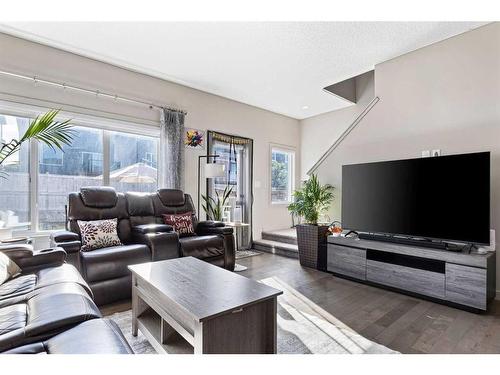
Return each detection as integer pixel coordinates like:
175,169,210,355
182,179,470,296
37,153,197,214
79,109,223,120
0,115,31,231
38,127,103,230
271,146,295,204
0,108,160,234
39,144,64,166
109,132,158,192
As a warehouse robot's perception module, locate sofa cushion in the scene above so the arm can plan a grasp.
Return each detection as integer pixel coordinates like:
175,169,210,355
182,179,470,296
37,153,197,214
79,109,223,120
157,189,185,206
132,223,173,234
0,253,21,285
0,275,36,301
126,192,154,216
80,186,118,208
43,319,132,354
25,283,101,338
78,218,123,251
36,264,92,297
163,212,195,236
3,319,133,354
0,282,101,352
0,264,91,303
0,304,26,336
179,235,225,259
80,244,150,282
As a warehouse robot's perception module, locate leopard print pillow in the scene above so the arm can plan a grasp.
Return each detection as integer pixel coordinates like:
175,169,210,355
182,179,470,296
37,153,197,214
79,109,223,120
77,218,123,251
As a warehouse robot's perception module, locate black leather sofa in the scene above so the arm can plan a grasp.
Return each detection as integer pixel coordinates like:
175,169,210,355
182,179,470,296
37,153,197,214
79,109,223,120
51,187,235,306
0,244,132,354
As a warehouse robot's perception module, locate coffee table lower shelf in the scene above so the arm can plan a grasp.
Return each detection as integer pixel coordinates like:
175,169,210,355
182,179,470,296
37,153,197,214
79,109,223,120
130,258,282,354
137,309,194,354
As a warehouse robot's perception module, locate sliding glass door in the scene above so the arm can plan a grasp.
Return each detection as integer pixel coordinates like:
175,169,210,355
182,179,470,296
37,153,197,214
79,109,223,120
207,131,253,250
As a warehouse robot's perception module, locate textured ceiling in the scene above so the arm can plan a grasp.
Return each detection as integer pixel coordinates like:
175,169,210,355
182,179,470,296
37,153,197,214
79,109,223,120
0,22,487,119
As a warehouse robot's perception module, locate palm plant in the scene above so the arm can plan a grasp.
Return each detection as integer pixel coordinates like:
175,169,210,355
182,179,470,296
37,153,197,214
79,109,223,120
201,185,233,221
0,109,74,178
288,174,334,225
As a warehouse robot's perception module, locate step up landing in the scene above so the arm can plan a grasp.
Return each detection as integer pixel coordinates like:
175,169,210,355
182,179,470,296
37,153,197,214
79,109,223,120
253,228,298,259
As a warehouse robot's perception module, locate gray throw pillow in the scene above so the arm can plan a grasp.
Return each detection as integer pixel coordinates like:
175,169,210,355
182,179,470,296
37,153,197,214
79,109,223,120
77,218,123,252
0,252,21,285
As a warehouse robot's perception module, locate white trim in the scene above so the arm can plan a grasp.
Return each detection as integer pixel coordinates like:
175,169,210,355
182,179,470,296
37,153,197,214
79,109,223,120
0,98,161,136
269,143,296,205
29,139,39,233
102,131,111,186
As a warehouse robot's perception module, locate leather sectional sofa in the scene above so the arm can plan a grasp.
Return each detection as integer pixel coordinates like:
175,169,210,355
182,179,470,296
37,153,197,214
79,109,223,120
0,243,132,354
51,187,235,306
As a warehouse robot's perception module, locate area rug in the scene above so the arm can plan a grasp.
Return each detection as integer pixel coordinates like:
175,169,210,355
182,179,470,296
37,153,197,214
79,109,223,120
109,276,397,354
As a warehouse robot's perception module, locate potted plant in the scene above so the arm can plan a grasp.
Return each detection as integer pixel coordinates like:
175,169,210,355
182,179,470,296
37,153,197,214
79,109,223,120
201,185,233,221
288,174,334,270
0,109,74,175
0,109,73,238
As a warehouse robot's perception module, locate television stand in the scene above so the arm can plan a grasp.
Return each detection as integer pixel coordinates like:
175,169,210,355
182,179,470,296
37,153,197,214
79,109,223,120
327,236,496,311
357,233,465,251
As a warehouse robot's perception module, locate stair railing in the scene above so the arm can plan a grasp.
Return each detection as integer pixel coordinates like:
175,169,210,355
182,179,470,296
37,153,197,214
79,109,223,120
306,96,380,176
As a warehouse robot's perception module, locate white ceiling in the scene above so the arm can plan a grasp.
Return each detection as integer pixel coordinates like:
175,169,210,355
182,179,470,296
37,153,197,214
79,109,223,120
0,22,487,119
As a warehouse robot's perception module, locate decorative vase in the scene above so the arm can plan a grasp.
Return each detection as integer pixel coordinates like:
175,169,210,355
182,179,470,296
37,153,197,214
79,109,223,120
295,224,329,270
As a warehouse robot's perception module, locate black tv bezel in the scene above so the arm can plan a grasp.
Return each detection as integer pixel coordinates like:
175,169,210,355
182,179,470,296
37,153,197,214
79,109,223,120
341,151,491,246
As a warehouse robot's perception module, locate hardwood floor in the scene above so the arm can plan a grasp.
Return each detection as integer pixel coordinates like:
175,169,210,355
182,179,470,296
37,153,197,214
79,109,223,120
101,252,500,354
236,252,500,354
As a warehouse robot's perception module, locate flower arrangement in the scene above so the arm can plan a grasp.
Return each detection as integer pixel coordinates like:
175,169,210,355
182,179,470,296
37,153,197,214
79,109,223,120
327,221,342,237
185,128,204,148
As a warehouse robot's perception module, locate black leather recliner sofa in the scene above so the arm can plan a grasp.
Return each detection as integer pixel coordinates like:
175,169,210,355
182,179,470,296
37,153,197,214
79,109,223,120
50,187,235,306
0,244,132,354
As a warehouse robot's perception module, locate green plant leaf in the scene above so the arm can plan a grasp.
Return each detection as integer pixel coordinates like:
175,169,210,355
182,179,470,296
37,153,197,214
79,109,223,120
287,173,334,225
0,109,74,177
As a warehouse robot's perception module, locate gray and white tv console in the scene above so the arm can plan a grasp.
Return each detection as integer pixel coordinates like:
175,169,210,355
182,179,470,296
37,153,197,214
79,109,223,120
327,236,496,311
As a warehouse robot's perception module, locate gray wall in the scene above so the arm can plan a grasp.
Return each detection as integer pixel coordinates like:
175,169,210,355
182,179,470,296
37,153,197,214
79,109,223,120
300,22,500,289
300,70,374,179
0,32,301,240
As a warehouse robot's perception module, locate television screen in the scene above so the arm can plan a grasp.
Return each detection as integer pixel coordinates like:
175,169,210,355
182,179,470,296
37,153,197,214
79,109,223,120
342,152,490,244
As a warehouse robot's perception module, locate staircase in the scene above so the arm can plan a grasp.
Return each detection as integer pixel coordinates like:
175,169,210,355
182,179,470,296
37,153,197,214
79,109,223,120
253,228,299,259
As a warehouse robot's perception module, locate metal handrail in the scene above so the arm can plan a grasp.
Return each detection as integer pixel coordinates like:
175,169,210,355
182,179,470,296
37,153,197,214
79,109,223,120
306,96,380,176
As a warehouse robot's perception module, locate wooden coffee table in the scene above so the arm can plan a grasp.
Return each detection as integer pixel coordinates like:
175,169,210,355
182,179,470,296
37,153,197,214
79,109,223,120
128,256,282,354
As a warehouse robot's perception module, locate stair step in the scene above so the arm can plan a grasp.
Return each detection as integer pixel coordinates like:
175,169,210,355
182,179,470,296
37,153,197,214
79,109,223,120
253,239,299,259
261,229,297,245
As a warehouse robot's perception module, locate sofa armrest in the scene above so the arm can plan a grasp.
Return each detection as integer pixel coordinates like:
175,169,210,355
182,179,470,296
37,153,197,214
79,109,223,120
196,223,233,236
51,230,80,243
197,220,225,229
0,244,34,264
50,231,81,254
132,231,180,261
0,244,66,272
132,224,173,234
195,223,235,271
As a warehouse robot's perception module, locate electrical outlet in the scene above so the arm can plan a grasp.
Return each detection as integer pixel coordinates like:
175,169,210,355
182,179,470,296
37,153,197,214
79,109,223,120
432,149,441,157
421,150,430,158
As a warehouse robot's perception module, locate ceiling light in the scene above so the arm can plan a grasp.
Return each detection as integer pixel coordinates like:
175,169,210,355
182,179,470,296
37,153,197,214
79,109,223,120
302,105,309,110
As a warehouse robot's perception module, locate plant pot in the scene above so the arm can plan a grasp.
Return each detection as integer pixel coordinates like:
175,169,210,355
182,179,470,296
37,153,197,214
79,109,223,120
295,224,329,270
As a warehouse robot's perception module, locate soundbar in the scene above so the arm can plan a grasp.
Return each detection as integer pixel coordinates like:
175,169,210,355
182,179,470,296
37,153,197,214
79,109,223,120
358,232,464,252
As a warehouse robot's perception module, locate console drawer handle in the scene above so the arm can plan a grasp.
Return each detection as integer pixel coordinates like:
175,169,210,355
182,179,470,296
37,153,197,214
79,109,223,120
232,308,243,313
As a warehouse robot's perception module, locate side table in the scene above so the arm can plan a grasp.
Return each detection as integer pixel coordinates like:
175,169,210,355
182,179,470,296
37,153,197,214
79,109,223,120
224,222,250,272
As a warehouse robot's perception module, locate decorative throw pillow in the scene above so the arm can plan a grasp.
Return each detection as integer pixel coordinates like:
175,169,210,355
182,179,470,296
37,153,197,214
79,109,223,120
0,252,21,285
162,212,195,236
77,218,123,252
